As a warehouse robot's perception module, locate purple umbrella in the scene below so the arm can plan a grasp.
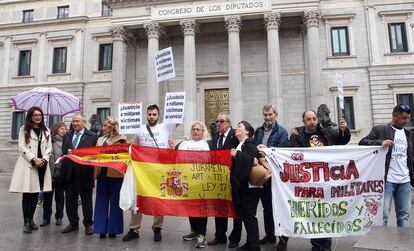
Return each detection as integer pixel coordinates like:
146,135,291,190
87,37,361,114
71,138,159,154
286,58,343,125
12,87,80,116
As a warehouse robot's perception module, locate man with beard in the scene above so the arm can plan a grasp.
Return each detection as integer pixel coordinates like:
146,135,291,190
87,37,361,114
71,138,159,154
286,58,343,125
123,104,175,242
279,110,350,251
254,105,288,246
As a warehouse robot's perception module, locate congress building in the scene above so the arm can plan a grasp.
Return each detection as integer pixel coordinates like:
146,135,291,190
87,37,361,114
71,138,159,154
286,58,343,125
0,0,413,172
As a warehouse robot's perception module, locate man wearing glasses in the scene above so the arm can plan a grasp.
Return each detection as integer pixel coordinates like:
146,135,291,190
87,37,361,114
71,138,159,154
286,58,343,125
208,112,239,247
360,104,414,228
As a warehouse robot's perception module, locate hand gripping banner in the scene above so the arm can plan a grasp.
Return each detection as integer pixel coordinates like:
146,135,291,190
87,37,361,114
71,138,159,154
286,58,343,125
131,145,237,218
263,146,387,238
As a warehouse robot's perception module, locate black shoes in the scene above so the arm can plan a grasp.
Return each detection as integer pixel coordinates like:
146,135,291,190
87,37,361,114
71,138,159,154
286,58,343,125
109,234,116,238
229,242,239,248
123,229,139,241
259,235,276,245
40,219,50,227
237,244,261,251
154,227,162,241
61,224,79,233
29,219,38,231
207,238,227,245
276,239,288,251
23,218,32,234
100,234,106,239
56,219,62,226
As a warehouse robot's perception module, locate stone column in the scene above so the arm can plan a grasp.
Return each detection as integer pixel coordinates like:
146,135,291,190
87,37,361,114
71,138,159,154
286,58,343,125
2,36,11,85
264,12,284,124
180,19,198,134
144,22,161,106
110,26,126,118
73,29,84,81
304,10,323,110
225,15,243,124
367,6,380,65
37,33,46,83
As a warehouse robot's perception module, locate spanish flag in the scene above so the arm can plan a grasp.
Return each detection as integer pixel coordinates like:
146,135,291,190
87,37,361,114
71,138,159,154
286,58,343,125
131,145,237,218
68,144,131,174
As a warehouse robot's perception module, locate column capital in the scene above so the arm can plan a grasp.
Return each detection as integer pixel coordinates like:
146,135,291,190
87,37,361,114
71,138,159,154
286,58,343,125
110,25,127,40
264,12,281,30
180,19,198,35
303,10,321,28
225,15,242,32
144,22,161,39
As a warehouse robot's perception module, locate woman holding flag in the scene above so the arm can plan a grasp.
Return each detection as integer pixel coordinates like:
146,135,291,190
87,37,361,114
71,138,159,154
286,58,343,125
93,117,127,238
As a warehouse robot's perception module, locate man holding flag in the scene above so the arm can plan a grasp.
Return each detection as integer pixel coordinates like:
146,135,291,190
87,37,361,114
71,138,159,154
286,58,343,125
123,104,175,242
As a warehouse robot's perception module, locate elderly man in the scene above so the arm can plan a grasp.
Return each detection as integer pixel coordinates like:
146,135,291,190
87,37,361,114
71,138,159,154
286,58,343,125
280,110,350,251
123,104,175,242
359,104,414,227
207,112,239,247
61,114,98,235
254,105,288,246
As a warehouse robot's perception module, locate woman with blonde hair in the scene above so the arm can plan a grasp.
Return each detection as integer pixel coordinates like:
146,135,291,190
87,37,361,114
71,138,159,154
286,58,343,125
41,121,68,226
93,117,127,238
9,107,52,234
178,121,210,248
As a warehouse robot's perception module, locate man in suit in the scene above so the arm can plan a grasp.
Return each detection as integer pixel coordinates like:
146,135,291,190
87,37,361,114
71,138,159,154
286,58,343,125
208,112,239,247
61,114,98,235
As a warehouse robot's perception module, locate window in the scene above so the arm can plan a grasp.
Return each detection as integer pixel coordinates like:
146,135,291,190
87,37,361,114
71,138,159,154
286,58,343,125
336,96,355,129
52,47,67,73
22,9,34,22
18,50,31,76
99,43,113,71
397,93,414,126
102,1,112,17
97,108,110,122
388,23,408,53
48,116,62,129
331,27,350,56
57,6,69,19
11,112,25,140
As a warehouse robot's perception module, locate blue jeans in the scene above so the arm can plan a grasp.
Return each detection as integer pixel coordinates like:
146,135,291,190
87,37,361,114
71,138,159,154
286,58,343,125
383,181,411,227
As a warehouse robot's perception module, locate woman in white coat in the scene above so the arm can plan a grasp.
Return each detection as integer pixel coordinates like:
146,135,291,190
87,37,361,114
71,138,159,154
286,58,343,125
9,107,52,234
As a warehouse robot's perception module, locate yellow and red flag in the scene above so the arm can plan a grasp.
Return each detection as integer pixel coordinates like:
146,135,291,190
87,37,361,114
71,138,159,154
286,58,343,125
131,145,237,218
67,144,131,174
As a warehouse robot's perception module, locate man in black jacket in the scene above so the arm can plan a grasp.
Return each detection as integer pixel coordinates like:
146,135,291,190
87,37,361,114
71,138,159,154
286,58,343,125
207,112,239,247
359,104,413,227
279,110,350,251
61,114,98,235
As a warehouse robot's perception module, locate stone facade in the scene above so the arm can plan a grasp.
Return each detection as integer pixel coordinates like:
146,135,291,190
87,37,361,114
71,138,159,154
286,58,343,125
0,0,413,172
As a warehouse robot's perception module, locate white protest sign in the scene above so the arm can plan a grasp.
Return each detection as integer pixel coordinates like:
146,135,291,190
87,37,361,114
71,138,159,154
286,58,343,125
336,72,344,110
264,146,387,238
155,47,175,82
164,92,185,124
118,102,142,135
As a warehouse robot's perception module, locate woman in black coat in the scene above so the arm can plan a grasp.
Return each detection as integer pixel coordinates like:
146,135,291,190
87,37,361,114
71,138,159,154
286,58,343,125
229,121,261,251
